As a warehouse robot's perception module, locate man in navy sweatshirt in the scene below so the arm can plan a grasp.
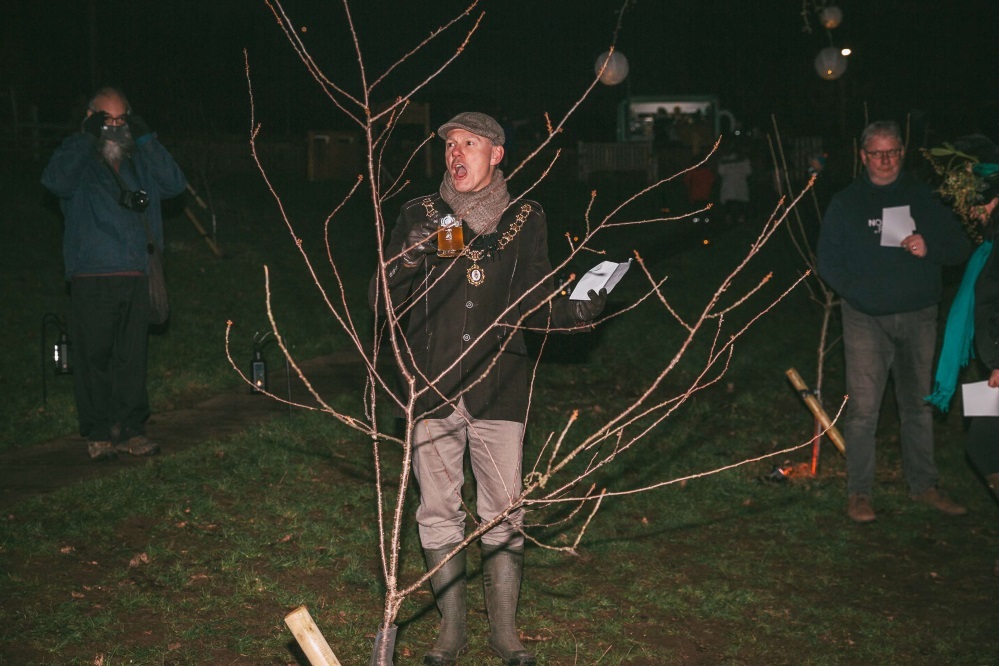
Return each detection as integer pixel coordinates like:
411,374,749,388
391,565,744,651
817,120,970,523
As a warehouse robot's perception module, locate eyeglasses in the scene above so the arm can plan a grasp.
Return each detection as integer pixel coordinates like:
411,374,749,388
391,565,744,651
864,148,903,161
89,108,128,127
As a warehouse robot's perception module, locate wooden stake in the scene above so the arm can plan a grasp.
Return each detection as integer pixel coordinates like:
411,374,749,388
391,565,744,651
185,182,209,210
284,606,342,666
785,368,846,456
183,206,224,257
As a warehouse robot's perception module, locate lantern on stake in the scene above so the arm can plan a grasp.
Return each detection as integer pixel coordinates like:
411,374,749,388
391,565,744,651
250,331,272,394
40,312,72,409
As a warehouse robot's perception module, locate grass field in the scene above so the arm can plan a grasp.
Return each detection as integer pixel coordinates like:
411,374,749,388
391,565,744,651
2,156,997,665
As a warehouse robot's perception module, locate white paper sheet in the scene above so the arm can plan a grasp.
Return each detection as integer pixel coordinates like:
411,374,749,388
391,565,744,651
961,381,999,417
880,205,915,247
570,259,632,300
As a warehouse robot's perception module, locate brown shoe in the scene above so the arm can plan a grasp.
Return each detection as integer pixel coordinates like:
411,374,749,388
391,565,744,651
87,440,117,461
986,473,999,500
847,493,876,523
115,435,160,456
911,487,968,516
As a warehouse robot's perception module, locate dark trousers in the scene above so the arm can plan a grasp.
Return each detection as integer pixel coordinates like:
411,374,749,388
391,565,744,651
840,302,939,496
966,416,999,478
70,275,150,442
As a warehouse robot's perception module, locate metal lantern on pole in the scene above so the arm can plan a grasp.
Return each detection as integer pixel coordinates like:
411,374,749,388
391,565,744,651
814,46,847,80
40,313,72,409
250,331,272,394
594,50,629,86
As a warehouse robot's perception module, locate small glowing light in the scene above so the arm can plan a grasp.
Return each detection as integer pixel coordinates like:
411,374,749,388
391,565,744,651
840,48,852,56
702,239,710,246
301,26,308,33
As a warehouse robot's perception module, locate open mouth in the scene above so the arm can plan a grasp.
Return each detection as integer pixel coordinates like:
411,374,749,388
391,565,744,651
452,163,467,179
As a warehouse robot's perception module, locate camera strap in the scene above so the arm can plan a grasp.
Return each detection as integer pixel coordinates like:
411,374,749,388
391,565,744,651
102,157,155,254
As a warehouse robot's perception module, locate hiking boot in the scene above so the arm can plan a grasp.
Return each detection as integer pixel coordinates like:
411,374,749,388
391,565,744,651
847,493,876,523
87,440,117,461
115,435,160,456
911,487,967,516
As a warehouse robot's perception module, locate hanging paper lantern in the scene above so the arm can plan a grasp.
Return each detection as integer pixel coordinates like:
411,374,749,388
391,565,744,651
594,50,629,86
814,47,847,80
819,5,843,29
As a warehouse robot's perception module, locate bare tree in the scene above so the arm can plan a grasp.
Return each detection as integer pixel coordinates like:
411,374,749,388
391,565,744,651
225,1,829,662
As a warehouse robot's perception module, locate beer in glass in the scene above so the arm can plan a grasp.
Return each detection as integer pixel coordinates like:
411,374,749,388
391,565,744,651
437,214,464,257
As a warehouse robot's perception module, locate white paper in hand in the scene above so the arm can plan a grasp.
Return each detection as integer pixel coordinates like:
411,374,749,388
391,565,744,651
880,205,915,247
961,381,999,416
570,259,632,300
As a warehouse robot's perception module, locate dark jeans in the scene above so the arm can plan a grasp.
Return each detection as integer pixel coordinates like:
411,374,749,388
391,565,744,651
841,302,939,496
70,275,150,442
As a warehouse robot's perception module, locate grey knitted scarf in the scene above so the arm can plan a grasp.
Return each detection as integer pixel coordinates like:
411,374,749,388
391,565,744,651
439,169,510,234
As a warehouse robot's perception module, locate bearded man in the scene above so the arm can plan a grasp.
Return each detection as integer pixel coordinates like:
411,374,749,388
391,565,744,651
370,112,606,665
42,87,186,460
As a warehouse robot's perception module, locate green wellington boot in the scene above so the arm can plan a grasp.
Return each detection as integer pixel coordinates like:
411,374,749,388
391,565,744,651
481,544,536,666
423,545,468,666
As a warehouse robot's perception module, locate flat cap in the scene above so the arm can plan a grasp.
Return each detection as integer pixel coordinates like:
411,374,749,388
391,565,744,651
437,111,505,146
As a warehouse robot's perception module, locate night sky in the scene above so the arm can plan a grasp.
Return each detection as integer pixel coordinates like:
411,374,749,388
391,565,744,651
3,1,997,144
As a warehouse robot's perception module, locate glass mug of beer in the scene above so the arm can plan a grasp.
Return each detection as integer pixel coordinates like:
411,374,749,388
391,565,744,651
437,214,464,257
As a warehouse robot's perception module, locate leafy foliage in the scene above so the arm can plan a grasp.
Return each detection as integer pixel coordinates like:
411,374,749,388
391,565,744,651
922,143,989,242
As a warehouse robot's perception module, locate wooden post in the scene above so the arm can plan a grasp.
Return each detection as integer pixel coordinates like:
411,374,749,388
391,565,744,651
284,606,342,666
785,368,846,456
183,184,223,257
182,206,223,257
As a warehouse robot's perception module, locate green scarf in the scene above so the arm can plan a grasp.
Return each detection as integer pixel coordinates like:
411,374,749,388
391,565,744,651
926,239,993,411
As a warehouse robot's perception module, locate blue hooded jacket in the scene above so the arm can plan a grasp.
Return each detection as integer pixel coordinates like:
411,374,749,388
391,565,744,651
41,132,187,279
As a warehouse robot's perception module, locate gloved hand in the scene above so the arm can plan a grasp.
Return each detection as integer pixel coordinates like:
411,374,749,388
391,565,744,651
401,217,439,266
127,115,151,141
570,288,607,323
82,111,105,139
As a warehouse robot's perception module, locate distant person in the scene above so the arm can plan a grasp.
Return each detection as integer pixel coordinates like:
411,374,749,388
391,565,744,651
817,120,971,523
652,106,671,171
716,145,753,223
683,156,715,212
41,87,186,461
369,111,605,665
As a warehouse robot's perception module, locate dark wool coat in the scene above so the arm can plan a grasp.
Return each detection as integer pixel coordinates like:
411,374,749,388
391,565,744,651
975,225,999,371
370,193,580,421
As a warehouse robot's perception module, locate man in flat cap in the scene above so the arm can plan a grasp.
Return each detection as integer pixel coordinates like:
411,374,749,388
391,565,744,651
370,111,606,665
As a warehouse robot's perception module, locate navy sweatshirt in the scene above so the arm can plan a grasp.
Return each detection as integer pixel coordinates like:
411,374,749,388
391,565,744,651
817,171,970,316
